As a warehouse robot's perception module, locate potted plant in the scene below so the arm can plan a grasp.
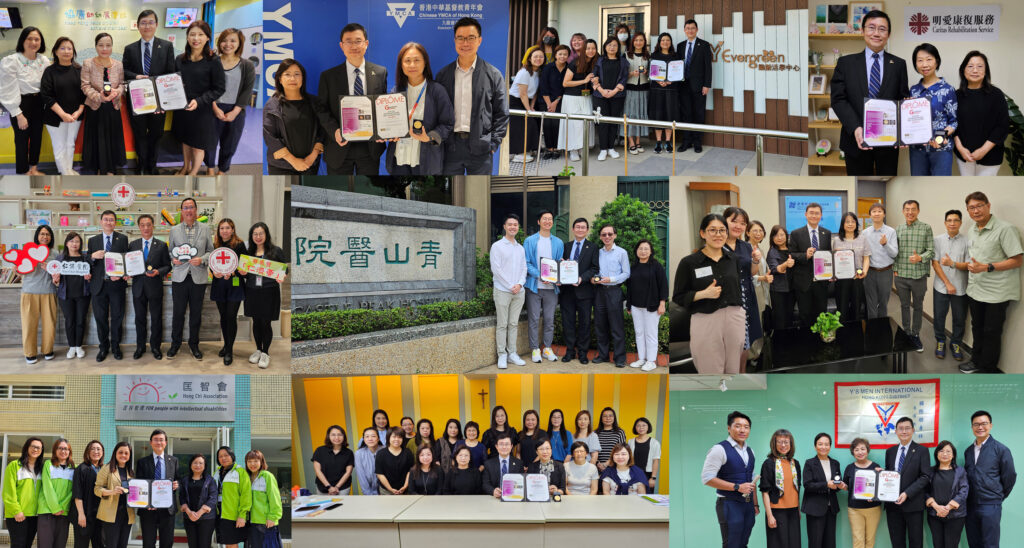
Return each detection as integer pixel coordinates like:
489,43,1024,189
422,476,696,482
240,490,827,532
811,311,842,342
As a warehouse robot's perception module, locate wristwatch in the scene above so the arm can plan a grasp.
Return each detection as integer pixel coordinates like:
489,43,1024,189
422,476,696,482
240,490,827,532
733,483,740,492
987,263,995,273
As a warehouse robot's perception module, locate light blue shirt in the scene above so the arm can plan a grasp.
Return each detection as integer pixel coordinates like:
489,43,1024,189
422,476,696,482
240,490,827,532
862,224,899,269
598,245,630,285
865,47,884,86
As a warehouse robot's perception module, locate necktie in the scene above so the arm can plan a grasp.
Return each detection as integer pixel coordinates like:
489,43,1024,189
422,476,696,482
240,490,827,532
869,53,881,99
144,41,151,76
897,446,906,473
353,68,364,96
105,235,111,252
144,240,149,261
501,459,508,477
155,455,163,479
685,42,693,77
573,241,581,261
811,229,818,249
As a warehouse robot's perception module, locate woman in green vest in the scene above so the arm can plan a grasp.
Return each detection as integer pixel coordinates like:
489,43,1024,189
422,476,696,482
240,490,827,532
245,449,282,548
38,438,74,548
215,446,251,548
2,437,44,548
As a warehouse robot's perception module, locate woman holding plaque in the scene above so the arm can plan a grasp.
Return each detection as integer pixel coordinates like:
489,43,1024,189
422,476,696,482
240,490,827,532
211,219,248,366
802,433,845,548
831,212,871,321
599,444,647,495
841,438,882,548
80,33,125,175
263,59,326,175
242,222,285,369
766,225,795,331
648,33,679,154
180,454,217,548
94,442,134,548
384,42,454,175
625,239,667,372
443,446,482,495
591,36,628,161
509,49,545,164
953,51,1009,176
215,446,250,548
758,429,802,548
244,450,281,548
37,439,73,548
723,207,762,372
527,438,566,496
558,39,598,162
205,28,256,176
623,32,650,155
908,43,957,176
173,21,226,176
925,441,969,548
537,45,570,160
71,441,104,548
407,445,443,495
0,27,48,175
20,225,57,365
40,37,86,175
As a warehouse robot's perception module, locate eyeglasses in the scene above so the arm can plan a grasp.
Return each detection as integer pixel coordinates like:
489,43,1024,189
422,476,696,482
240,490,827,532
864,25,889,34
342,40,365,47
455,35,480,43
138,21,157,28
704,228,728,236
965,64,986,71
972,421,991,427
966,204,988,212
600,232,615,237
182,205,197,210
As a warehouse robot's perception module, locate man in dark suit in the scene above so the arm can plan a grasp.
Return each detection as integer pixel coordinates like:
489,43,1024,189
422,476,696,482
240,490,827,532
123,10,176,175
830,9,910,175
676,19,713,153
129,214,171,360
559,217,600,363
436,17,508,175
481,433,523,497
87,210,129,362
884,417,933,548
315,23,387,175
136,430,179,548
789,202,833,328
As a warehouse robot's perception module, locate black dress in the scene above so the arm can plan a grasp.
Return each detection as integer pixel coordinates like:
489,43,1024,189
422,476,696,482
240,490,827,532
173,54,226,150
243,245,286,321
210,241,247,302
648,50,680,122
82,62,125,173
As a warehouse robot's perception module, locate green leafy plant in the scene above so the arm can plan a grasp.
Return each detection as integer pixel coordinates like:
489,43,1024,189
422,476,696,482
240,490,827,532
1004,94,1024,176
558,164,576,177
590,194,663,260
810,311,842,337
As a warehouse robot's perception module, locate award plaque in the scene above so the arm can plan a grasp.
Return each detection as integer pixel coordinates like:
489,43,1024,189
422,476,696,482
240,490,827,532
340,95,374,141
833,249,856,280
501,474,525,502
877,471,901,502
558,260,579,285
104,252,125,277
863,98,898,147
853,469,877,501
813,250,834,281
539,257,559,284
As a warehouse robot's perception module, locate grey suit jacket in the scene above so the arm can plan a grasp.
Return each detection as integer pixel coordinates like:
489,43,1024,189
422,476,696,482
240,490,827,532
168,222,213,284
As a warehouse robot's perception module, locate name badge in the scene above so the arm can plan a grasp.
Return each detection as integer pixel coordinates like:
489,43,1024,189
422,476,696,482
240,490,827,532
695,266,713,278
251,476,266,492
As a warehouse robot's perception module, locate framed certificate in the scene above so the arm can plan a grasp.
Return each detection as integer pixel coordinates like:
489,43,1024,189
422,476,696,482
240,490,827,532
899,97,932,145
539,257,559,284
124,250,146,277
863,98,898,147
104,252,125,277
666,60,685,81
127,73,188,114
877,470,901,502
813,250,834,281
525,473,550,502
339,95,374,141
127,479,174,508
127,479,149,508
374,93,409,139
833,249,856,279
501,473,525,502
558,260,579,285
648,60,667,81
852,469,878,501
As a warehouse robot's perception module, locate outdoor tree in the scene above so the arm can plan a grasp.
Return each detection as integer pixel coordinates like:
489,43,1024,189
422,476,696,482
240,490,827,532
589,194,663,262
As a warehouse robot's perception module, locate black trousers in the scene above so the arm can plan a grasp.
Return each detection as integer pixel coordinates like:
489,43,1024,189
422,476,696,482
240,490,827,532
61,295,91,347
92,284,125,351
38,512,70,548
591,95,625,150
129,112,167,174
184,518,216,548
844,146,899,176
968,298,1009,370
6,516,38,548
134,290,164,351
73,514,106,548
205,102,247,172
139,509,175,548
508,112,540,155
217,300,242,351
252,318,274,353
326,142,379,175
769,290,794,331
171,277,206,348
766,507,801,548
796,282,829,328
594,284,626,363
542,106,561,149
927,515,965,548
886,508,925,548
13,93,45,173
679,85,708,146
805,512,837,548
560,289,593,358
443,138,493,175
836,277,865,321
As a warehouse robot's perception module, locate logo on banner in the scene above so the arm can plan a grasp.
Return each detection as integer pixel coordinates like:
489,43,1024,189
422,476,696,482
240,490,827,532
909,13,930,35
835,379,940,448
386,3,416,28
873,402,900,437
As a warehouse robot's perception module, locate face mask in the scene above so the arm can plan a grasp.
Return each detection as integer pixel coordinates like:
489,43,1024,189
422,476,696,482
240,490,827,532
542,36,556,45
617,33,629,42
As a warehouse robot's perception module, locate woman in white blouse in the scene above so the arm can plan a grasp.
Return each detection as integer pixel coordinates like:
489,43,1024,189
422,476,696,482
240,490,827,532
0,27,49,175
508,48,545,164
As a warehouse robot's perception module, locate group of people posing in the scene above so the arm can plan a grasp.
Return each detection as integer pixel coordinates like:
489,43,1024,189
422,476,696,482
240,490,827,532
311,406,661,497
0,10,256,176
264,18,509,176
509,20,713,164
831,10,1010,176
674,191,1022,374
2,431,282,548
18,197,286,367
704,410,1015,548
489,211,668,370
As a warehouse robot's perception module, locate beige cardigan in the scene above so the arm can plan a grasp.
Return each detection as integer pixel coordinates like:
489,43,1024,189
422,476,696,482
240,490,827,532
81,57,124,111
94,465,136,524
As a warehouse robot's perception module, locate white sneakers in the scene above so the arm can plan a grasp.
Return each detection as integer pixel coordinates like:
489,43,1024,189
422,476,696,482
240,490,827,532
76,347,85,358
629,359,646,368
67,348,76,359
497,354,508,369
641,361,657,372
249,350,261,364
542,348,557,361
569,150,581,162
532,349,542,362
512,154,535,163
608,149,620,159
25,356,37,365
597,150,608,161
508,353,526,366
257,353,270,369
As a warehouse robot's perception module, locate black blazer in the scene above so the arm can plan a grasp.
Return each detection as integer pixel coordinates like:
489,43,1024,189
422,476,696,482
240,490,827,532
789,225,832,291
178,475,218,519
384,81,455,175
801,456,842,516
526,460,567,493
87,232,129,294
758,456,802,505
560,238,601,300
885,441,933,512
128,238,171,299
481,455,523,495
676,37,713,92
135,453,180,515
830,50,910,156
316,60,388,168
123,37,177,80
435,57,509,156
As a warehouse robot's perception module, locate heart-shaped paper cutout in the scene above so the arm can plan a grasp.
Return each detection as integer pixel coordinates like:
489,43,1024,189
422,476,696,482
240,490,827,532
2,249,19,263
26,243,49,262
16,257,34,274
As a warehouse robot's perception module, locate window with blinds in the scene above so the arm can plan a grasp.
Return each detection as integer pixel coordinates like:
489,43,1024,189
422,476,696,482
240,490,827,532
0,385,65,400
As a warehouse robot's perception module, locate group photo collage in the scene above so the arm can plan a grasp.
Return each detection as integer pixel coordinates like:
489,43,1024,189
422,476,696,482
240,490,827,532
1,1,1023,548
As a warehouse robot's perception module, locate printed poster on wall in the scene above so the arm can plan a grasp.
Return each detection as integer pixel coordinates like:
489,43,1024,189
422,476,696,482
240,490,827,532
903,6,1000,42
835,379,939,448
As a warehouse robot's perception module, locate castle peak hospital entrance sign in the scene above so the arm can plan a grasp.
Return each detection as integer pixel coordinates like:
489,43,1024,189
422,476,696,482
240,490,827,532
291,187,476,313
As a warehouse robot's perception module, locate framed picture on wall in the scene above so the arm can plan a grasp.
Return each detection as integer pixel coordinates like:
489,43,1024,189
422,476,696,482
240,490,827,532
827,4,849,24
851,2,885,31
809,74,828,95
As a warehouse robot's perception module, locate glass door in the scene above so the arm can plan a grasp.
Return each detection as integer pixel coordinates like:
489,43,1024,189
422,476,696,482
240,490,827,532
600,3,651,41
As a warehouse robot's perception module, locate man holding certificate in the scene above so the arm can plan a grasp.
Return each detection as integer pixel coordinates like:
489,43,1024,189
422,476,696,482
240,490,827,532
789,203,832,329
559,218,600,363
883,417,933,548
123,10,176,175
128,214,171,360
87,211,129,362
523,210,564,364
830,10,909,175
136,430,179,548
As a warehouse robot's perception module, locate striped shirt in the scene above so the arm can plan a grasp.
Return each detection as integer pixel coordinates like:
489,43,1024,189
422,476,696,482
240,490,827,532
596,428,627,465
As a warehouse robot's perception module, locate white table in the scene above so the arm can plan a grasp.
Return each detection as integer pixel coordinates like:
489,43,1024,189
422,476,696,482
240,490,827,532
292,495,421,548
540,495,669,546
395,495,546,547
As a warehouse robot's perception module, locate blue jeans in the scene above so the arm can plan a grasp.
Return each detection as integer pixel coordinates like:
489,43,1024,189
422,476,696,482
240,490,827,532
965,503,1001,548
716,497,755,548
909,146,953,175
933,289,967,346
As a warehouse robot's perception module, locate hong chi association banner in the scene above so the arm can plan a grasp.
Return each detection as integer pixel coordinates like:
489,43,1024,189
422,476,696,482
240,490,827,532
903,6,1000,42
835,379,940,448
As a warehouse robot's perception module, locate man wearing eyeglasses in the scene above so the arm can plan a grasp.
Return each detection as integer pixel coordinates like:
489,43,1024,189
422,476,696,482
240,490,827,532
883,417,932,548
830,9,909,175
964,410,1016,548
316,22,388,175
123,10,176,175
168,197,212,360
593,224,630,367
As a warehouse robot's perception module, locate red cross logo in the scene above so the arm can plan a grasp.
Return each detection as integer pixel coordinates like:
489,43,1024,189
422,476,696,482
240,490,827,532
216,251,231,265
116,185,131,198
909,13,930,35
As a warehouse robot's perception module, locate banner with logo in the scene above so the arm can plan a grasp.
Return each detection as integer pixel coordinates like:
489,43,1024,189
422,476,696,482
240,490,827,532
835,379,940,448
903,6,1000,42
115,375,235,421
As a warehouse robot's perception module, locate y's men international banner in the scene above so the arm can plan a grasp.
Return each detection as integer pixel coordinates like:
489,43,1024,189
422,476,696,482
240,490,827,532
835,379,939,448
903,5,1000,42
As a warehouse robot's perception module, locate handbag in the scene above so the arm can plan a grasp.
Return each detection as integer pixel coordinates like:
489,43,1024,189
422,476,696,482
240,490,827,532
262,526,282,548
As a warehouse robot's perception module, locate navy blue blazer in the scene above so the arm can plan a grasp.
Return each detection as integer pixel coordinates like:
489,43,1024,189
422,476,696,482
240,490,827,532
385,81,455,175
926,466,969,519
178,475,218,520
592,56,629,99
